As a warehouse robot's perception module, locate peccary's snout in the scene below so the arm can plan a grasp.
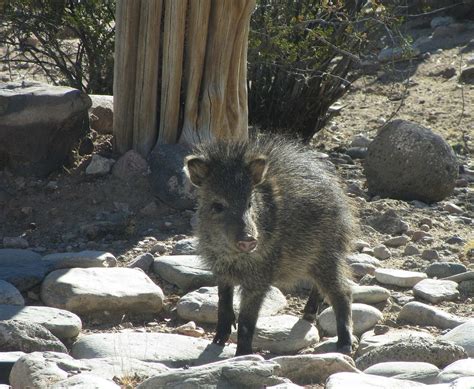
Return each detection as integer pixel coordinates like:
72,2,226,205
237,236,258,252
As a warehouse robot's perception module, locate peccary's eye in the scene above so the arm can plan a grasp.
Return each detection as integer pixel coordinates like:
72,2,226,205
211,202,225,213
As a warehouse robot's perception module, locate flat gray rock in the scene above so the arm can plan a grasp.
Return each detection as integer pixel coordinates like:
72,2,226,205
230,314,319,354
318,303,383,336
50,374,120,388
0,280,24,305
72,332,236,368
383,235,409,247
413,279,459,303
440,320,474,357
137,356,286,389
171,238,198,255
398,301,468,329
375,268,427,287
0,81,91,176
358,328,434,357
437,359,474,383
363,361,440,384
153,255,215,291
42,250,117,271
326,372,426,389
41,267,164,315
9,351,169,389
352,284,390,304
346,253,381,267
0,320,66,353
0,249,46,291
0,305,81,339
426,262,467,279
177,286,286,324
271,353,358,385
355,337,467,370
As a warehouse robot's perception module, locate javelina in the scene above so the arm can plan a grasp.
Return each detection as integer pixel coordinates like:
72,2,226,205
184,137,355,356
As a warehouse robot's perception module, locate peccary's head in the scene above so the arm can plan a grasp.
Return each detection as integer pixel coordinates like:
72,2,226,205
184,142,268,253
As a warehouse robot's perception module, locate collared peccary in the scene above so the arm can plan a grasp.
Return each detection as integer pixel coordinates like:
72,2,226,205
184,136,355,356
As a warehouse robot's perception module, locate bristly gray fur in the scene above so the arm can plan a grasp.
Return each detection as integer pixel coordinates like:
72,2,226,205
185,135,356,355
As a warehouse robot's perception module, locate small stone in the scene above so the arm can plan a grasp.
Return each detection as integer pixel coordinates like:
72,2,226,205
459,280,474,295
404,245,420,256
112,150,148,181
421,249,439,261
127,252,154,272
426,262,467,278
441,320,474,357
412,230,432,242
350,134,371,148
373,245,391,260
355,337,467,370
351,284,390,304
175,321,205,338
443,271,474,283
446,235,465,245
350,263,376,277
419,217,433,228
366,210,409,235
398,301,467,329
363,361,440,384
150,243,167,254
346,147,367,160
444,203,464,214
375,268,427,288
2,237,29,249
354,240,370,252
383,236,409,248
413,279,459,303
346,253,380,267
171,238,198,255
437,358,474,383
318,303,382,336
85,154,115,175
420,224,431,232
460,66,474,84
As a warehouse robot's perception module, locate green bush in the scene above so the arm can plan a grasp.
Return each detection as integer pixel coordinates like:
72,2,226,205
0,0,115,94
248,0,399,142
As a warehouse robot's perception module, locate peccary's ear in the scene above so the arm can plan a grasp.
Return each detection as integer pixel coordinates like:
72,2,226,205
248,156,268,186
184,156,209,187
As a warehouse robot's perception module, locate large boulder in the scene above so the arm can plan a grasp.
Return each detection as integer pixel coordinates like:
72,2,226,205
0,81,91,176
364,120,458,203
148,144,196,210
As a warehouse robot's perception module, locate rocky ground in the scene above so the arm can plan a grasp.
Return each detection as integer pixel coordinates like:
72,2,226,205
0,11,473,389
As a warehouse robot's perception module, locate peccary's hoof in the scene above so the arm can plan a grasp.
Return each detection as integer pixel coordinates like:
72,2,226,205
235,346,253,356
336,344,352,355
213,333,230,346
302,312,317,323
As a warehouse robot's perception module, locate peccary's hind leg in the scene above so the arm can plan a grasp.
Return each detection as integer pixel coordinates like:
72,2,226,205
312,264,353,354
213,283,235,345
235,287,269,356
303,286,323,322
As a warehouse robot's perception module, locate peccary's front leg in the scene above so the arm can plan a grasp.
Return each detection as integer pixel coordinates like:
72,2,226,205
235,287,268,356
213,283,235,345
